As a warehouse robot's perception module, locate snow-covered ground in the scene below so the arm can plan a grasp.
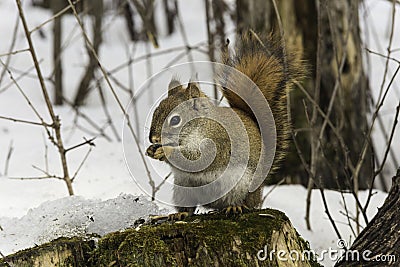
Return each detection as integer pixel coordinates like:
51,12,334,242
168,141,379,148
0,194,166,256
0,185,388,266
0,1,399,266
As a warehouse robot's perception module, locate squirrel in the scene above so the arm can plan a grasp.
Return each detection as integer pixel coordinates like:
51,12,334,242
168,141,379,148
146,32,303,218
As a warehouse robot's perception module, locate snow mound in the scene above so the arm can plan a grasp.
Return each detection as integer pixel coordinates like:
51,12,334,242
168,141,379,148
0,194,166,255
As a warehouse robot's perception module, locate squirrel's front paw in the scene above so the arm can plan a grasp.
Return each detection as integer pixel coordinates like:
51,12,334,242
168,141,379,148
146,144,173,161
146,144,160,159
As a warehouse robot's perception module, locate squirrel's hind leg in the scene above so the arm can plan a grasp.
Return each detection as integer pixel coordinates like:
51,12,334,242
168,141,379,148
223,205,250,214
223,187,263,215
244,187,263,209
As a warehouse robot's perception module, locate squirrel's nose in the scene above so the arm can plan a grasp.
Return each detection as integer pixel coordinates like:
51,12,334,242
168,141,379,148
151,136,161,144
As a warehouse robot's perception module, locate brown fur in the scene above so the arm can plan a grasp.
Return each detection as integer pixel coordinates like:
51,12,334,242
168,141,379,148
147,32,304,211
220,32,304,177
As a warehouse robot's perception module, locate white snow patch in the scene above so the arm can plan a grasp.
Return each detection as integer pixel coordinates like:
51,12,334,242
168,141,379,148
0,194,167,256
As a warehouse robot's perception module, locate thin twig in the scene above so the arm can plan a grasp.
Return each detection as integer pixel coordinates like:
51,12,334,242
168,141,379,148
373,102,400,178
363,101,400,213
0,59,57,148
262,177,286,203
376,0,397,104
292,130,343,240
366,48,400,64
0,14,20,87
62,97,112,142
145,41,154,107
71,147,93,182
125,42,140,139
42,133,49,173
9,175,63,180
0,115,52,127
0,49,30,58
16,0,74,195
305,0,323,231
65,0,156,196
326,0,361,234
32,164,53,177
351,63,400,202
294,81,355,174
108,41,207,75
174,1,194,64
152,172,172,201
0,64,38,95
65,137,96,153
338,193,356,237
29,0,82,34
4,140,14,176
96,73,121,142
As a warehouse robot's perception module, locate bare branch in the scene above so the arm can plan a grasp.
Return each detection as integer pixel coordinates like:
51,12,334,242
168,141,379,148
65,137,96,153
4,140,14,176
9,175,63,181
0,49,30,58
292,129,343,241
42,133,49,173
29,0,81,34
95,73,121,142
16,0,74,195
152,172,172,201
0,64,38,95
0,115,52,127
0,14,20,88
71,147,93,182
66,0,156,197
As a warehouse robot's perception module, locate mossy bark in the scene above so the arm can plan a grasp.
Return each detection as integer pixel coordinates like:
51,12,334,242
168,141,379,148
1,209,321,267
0,237,95,267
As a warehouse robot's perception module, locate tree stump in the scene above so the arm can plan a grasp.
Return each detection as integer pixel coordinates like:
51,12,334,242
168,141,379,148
1,209,320,267
335,168,400,266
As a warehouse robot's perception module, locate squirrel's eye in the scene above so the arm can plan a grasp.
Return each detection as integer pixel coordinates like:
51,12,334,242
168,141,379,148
169,115,181,127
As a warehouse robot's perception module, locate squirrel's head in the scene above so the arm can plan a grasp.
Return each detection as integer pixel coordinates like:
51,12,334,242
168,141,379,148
149,79,211,146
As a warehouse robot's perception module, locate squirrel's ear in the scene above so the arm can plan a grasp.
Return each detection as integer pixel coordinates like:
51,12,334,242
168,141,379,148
168,79,184,96
186,81,201,98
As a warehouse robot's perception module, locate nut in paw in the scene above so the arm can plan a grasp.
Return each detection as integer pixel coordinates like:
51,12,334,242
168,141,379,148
146,144,162,159
146,144,174,161
153,146,166,160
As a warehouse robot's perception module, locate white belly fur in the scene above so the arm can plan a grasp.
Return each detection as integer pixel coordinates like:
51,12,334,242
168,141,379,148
172,166,254,209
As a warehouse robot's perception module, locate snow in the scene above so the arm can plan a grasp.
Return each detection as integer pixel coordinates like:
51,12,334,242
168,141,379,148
361,0,400,182
0,0,398,266
0,184,387,266
0,194,166,256
263,185,387,266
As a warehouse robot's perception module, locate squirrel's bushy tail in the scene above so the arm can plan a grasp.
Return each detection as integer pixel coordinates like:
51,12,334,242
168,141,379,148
219,31,304,174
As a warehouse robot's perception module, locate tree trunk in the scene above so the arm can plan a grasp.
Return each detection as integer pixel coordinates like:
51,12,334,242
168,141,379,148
73,0,104,106
235,0,372,190
163,0,177,35
1,209,321,267
123,1,138,41
51,0,64,105
335,168,400,266
236,0,271,34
